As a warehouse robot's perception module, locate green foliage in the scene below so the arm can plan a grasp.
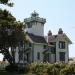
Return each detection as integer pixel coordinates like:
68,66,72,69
47,64,59,75
18,64,30,74
0,9,26,64
0,62,9,70
0,63,75,75
30,63,61,75
30,63,47,75
0,9,25,48
0,0,8,4
60,64,75,75
30,63,75,75
0,0,13,7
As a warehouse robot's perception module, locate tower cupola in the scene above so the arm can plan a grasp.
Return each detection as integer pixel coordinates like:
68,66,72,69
24,11,46,36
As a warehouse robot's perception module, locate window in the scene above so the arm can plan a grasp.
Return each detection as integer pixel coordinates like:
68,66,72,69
49,42,56,45
51,47,56,54
43,53,50,62
59,52,65,62
59,41,65,49
29,43,31,47
43,45,47,49
36,22,37,25
37,52,40,60
19,51,23,61
27,53,30,62
27,23,32,28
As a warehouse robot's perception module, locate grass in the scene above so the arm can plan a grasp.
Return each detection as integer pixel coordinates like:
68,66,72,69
0,70,33,75
0,70,17,75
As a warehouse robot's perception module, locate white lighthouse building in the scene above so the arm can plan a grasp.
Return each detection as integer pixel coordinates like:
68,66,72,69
14,11,72,64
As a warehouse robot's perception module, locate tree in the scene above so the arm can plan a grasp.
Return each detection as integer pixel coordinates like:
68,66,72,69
0,0,27,72
0,0,13,7
0,9,26,65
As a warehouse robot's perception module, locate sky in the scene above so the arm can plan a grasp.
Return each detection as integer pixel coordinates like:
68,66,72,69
0,0,75,60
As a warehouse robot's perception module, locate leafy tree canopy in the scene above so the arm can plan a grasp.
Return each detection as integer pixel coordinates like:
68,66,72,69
0,9,25,47
0,0,13,7
0,0,26,66
0,9,25,64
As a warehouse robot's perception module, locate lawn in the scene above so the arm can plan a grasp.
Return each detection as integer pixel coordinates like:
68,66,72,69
0,70,32,75
0,70,17,75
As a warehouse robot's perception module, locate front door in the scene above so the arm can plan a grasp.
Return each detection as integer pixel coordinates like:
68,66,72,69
43,53,50,62
59,52,65,62
26,53,30,63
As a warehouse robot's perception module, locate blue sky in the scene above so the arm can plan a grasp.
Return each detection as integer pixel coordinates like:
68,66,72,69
0,0,75,60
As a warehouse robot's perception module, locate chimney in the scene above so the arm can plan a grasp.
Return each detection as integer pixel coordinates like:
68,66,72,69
48,30,52,43
58,28,63,34
48,30,52,36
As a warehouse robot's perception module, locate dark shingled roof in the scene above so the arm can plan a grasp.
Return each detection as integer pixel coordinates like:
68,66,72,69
54,35,58,38
28,33,47,44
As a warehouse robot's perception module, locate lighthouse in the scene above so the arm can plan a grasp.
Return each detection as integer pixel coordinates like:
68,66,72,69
24,11,46,36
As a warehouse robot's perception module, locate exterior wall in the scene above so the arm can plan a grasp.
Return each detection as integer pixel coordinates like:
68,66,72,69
33,43,44,63
56,38,69,63
14,37,69,64
26,22,44,36
50,54,55,63
24,43,34,63
15,46,26,64
15,47,19,63
26,48,33,63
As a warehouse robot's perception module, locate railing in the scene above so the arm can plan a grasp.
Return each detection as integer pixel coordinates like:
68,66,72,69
24,17,46,23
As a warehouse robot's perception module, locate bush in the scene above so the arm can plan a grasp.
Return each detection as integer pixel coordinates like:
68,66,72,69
60,64,75,75
5,64,30,74
30,63,75,75
47,64,59,75
18,64,30,74
0,62,9,70
30,63,49,75
1,62,75,75
5,64,18,72
30,63,44,75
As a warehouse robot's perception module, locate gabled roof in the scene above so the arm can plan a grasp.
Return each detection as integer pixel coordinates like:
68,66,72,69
27,33,47,44
48,33,72,44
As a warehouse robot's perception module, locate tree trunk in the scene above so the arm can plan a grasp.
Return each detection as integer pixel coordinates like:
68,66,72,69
1,47,14,65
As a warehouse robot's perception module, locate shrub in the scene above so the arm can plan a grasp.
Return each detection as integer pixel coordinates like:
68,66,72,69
2,62,75,75
30,63,49,75
5,64,30,74
18,64,30,74
60,64,75,75
30,63,44,75
47,64,59,75
5,64,18,72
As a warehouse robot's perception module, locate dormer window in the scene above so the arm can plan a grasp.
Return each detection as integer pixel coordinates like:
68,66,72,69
59,41,65,49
